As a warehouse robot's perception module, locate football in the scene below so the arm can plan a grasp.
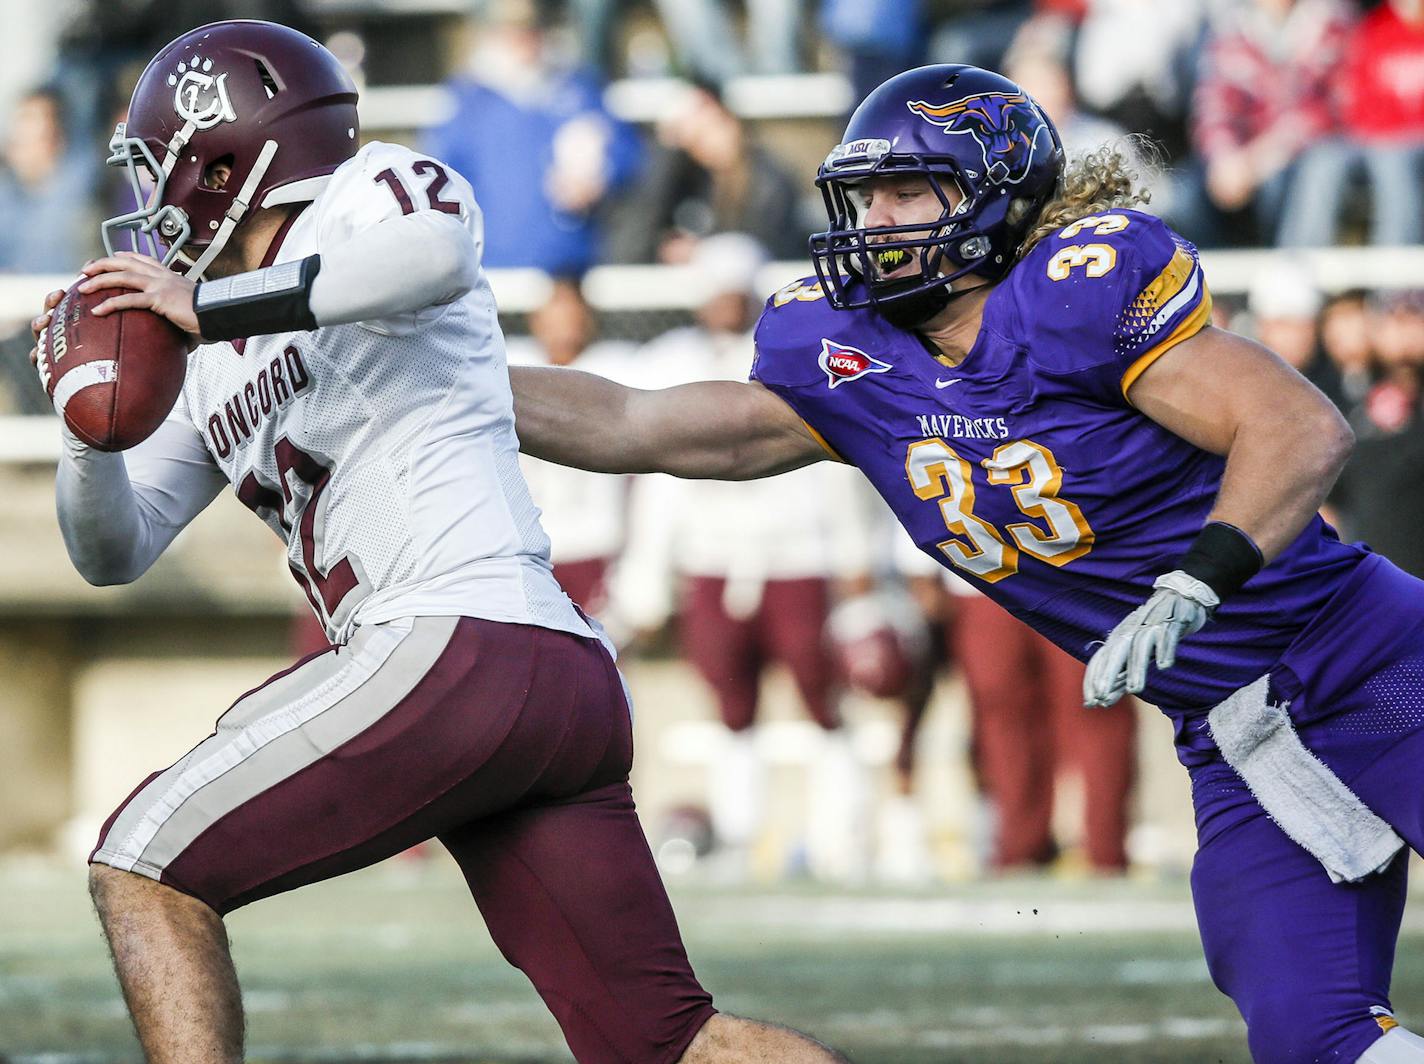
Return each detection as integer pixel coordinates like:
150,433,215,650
37,278,188,452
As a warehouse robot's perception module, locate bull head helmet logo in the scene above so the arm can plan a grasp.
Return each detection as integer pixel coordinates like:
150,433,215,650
906,92,1048,185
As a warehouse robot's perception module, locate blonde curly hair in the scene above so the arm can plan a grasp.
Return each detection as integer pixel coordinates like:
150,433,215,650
1015,135,1160,258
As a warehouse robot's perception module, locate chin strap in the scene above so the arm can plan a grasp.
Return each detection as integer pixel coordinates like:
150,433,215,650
871,278,994,330
183,139,280,281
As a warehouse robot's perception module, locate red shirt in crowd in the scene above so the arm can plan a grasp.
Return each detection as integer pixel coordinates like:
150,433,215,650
1339,1,1424,142
1192,0,1353,161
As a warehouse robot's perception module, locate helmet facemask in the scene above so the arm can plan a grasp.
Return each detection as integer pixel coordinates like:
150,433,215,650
810,138,1003,327
101,21,362,282
101,118,279,281
102,124,192,267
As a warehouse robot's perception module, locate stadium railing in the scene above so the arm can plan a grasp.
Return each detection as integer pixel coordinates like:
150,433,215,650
354,75,856,131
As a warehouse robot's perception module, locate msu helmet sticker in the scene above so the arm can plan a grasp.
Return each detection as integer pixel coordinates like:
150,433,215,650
906,92,1050,184
168,55,237,130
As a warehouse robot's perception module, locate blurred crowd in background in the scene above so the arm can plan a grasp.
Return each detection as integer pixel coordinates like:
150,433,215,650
4,0,1424,274
1,0,1423,882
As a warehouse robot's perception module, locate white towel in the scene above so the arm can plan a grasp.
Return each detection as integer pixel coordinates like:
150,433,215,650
1207,675,1404,884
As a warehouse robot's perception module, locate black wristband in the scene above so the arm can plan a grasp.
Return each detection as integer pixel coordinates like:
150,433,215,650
193,254,322,342
1179,522,1264,600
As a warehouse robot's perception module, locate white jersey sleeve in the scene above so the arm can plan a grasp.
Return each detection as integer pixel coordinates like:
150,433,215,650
124,391,230,522
309,211,476,331
57,391,226,584
309,141,484,337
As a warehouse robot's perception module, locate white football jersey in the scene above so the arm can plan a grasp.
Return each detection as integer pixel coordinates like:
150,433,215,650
139,141,593,644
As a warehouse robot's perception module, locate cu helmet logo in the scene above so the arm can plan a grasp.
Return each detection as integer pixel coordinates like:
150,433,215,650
906,92,1049,185
168,56,237,130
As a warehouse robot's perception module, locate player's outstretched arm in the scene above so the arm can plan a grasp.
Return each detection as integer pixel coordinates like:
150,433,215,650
510,366,827,480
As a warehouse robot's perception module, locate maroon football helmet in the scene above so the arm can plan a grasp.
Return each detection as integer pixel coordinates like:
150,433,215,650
103,20,359,278
827,590,932,701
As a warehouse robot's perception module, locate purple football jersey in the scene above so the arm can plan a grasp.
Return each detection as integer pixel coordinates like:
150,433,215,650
752,210,1371,724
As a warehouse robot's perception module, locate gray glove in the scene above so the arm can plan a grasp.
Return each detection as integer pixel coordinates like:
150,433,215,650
1083,570,1220,707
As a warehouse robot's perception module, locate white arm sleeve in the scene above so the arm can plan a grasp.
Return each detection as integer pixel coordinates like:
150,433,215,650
56,406,227,586
307,211,477,331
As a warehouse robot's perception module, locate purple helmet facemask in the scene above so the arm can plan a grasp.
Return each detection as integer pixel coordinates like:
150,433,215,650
809,66,1064,327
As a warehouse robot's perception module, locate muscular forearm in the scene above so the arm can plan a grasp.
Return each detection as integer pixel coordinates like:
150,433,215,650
1083,403,1352,706
1207,410,1354,562
510,365,652,473
1130,328,1356,563
1087,327,1354,705
510,366,823,480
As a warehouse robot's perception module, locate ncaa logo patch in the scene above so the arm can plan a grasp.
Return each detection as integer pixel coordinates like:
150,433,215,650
819,338,891,389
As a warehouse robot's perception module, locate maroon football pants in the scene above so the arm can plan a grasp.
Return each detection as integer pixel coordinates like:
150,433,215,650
92,615,716,1064
680,575,840,731
553,557,612,615
952,596,1136,871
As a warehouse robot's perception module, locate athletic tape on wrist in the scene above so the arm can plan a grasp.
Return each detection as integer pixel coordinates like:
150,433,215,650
193,254,321,342
1179,521,1264,600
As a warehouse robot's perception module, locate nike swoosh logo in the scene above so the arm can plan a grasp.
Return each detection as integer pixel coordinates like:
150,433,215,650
935,378,962,389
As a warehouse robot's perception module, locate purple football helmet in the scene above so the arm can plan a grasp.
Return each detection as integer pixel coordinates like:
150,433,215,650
103,20,359,278
810,65,1064,327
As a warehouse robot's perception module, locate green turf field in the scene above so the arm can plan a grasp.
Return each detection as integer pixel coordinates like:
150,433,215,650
3,858,1421,1063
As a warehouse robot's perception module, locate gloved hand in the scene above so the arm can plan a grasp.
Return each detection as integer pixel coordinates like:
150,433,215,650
1083,570,1220,707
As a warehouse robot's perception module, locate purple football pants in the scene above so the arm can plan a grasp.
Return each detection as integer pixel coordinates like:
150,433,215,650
1186,556,1424,1063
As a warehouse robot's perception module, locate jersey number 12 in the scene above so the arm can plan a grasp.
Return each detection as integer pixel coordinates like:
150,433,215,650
237,438,368,630
375,163,461,216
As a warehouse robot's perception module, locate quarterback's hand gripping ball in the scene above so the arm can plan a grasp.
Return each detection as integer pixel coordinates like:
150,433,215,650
79,252,202,337
34,274,189,451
